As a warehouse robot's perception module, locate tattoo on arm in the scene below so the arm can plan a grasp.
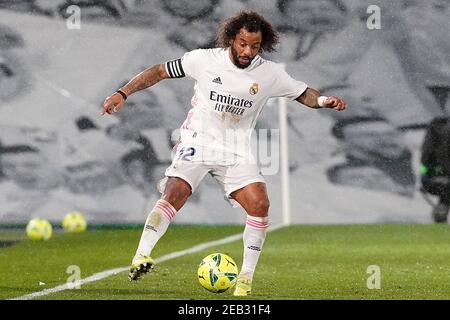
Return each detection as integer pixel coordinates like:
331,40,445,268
120,64,169,96
296,87,321,109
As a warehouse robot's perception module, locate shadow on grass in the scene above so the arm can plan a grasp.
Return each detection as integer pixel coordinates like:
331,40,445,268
0,240,21,248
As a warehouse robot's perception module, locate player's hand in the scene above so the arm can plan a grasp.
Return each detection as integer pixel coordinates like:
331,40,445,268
322,96,347,111
101,92,125,115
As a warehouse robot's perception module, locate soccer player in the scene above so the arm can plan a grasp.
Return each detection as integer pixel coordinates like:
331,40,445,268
101,11,346,296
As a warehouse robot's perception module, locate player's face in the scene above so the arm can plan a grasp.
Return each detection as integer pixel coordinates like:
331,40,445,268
230,28,262,69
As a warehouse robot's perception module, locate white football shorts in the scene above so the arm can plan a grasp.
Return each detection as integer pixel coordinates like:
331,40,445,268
157,143,265,206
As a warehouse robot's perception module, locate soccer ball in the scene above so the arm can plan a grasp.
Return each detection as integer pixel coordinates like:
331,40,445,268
197,253,239,293
62,211,87,233
26,218,53,241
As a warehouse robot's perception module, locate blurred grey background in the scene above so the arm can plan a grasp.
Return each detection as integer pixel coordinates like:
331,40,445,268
0,0,449,224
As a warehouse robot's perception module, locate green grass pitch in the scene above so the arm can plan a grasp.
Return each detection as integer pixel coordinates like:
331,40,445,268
1,224,450,300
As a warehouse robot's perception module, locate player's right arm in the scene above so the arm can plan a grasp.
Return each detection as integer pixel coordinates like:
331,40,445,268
101,63,169,115
102,51,200,115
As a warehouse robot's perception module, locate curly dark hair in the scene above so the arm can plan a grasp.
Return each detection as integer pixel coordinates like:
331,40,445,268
216,10,279,53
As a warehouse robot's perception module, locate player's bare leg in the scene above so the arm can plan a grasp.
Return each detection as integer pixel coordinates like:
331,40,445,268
129,177,191,281
230,182,270,296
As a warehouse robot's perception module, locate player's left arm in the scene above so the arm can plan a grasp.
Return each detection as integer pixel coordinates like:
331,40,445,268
296,87,346,111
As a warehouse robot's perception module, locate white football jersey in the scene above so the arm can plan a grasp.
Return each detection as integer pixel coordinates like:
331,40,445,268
165,48,307,161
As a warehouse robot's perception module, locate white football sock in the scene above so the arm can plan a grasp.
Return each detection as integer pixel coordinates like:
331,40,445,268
135,199,177,258
240,215,269,280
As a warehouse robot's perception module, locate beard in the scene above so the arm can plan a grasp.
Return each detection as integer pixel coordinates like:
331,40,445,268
231,46,254,69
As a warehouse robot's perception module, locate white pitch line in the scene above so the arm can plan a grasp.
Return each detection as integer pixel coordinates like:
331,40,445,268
9,224,286,300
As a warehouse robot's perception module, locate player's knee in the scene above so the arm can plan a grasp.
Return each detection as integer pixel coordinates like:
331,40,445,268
162,178,191,208
248,198,270,215
163,187,190,204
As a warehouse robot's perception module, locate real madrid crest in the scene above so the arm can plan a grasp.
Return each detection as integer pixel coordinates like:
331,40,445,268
249,83,259,95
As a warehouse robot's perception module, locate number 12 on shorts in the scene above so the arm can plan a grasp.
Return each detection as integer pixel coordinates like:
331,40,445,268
178,147,196,161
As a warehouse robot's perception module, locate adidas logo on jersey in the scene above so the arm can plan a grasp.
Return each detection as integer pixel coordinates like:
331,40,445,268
212,77,222,84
